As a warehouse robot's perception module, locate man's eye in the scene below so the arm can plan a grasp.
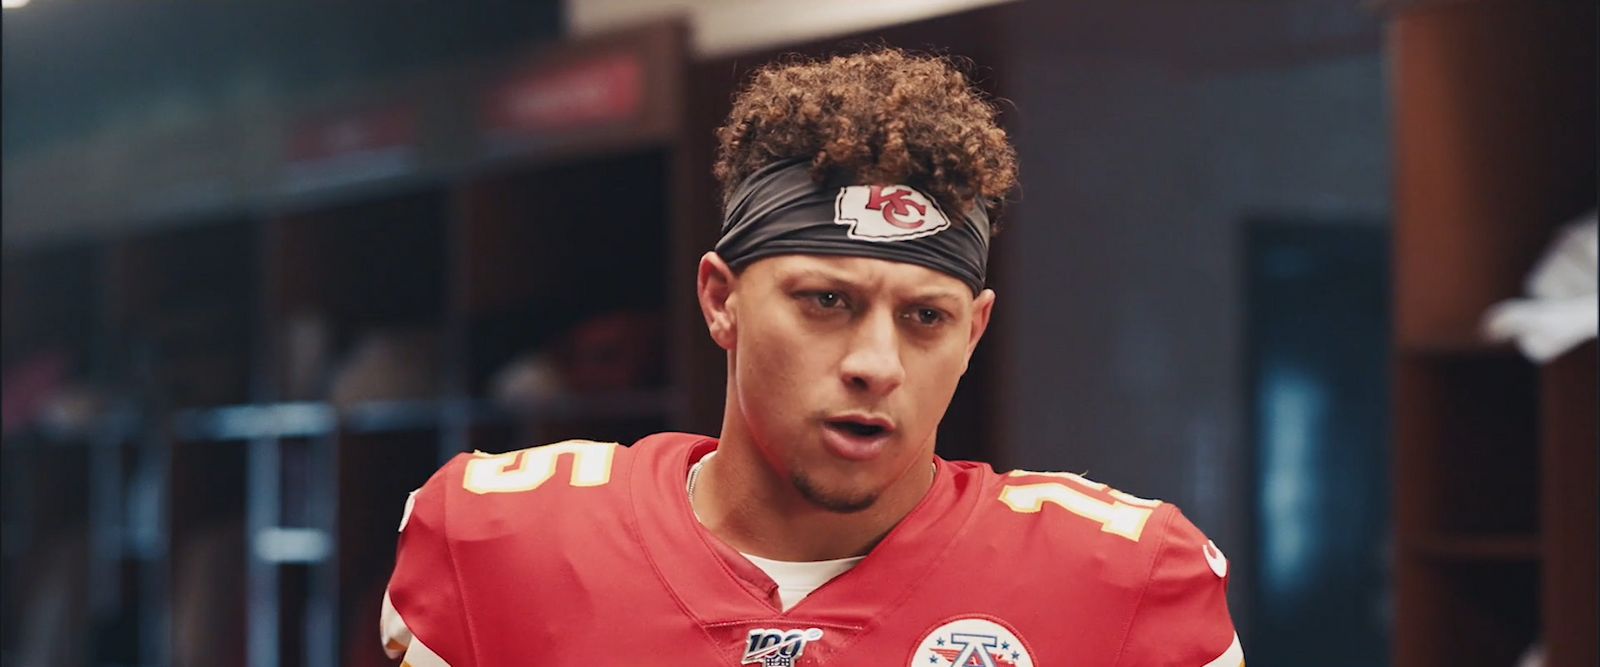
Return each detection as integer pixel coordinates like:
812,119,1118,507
813,292,845,309
910,308,946,326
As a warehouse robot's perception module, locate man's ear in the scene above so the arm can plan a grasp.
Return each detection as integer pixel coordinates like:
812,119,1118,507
962,289,996,373
697,252,738,350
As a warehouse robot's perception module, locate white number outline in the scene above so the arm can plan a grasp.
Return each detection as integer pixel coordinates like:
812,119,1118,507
999,470,1162,542
462,439,618,495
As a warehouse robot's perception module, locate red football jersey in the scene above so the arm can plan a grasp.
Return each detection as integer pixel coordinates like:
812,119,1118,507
381,433,1243,666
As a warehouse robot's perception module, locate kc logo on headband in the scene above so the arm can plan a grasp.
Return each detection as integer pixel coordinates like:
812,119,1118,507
834,185,951,242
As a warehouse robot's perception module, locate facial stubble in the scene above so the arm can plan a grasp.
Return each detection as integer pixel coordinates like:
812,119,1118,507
791,471,878,514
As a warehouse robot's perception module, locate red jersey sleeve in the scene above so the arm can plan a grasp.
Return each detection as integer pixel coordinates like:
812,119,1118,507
1114,506,1243,667
381,455,475,667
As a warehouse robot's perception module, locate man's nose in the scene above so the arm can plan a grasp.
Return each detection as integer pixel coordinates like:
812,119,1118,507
838,309,906,396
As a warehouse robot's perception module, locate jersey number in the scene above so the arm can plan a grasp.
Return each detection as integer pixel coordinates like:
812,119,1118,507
998,471,1160,542
462,440,618,494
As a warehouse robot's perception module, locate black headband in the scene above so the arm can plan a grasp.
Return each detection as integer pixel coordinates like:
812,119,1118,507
715,159,991,293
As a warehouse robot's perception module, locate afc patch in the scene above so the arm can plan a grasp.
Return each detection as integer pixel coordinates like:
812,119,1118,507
910,616,1035,667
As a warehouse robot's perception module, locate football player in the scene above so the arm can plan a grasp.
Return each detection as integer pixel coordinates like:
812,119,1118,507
382,48,1243,666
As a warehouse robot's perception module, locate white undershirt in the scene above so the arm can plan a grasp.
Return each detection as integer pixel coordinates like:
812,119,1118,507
741,552,865,611
688,451,867,611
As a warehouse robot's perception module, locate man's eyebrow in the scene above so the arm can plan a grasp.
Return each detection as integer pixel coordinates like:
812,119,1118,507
905,288,966,308
777,268,965,305
777,268,859,287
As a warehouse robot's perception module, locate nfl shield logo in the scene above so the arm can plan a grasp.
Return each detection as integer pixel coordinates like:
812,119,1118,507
742,627,824,667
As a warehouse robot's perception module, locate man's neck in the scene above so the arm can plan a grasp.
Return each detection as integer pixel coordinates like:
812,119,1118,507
689,427,936,562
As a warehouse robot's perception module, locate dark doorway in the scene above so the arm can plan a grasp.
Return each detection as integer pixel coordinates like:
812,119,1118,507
1245,220,1391,665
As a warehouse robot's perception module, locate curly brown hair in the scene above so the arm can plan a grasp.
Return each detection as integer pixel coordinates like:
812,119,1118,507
714,47,1018,231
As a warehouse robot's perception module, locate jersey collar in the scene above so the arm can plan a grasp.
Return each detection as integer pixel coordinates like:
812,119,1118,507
627,433,981,629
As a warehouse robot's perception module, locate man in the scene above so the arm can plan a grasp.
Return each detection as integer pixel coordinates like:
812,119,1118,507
381,48,1242,666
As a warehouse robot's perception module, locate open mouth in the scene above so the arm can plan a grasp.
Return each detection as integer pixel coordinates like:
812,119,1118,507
826,419,891,438
822,415,895,461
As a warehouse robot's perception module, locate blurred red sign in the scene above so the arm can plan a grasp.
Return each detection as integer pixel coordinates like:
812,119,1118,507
483,54,643,137
288,106,417,164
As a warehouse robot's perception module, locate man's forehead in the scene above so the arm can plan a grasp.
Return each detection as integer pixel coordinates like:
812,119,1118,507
758,255,971,298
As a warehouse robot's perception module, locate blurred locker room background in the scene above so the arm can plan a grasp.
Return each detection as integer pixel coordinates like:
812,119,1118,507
2,1,1594,666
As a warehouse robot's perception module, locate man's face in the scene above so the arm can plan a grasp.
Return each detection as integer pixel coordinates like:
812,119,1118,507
703,253,994,513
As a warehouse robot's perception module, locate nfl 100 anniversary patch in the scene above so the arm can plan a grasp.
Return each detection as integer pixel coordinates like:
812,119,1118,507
742,627,825,667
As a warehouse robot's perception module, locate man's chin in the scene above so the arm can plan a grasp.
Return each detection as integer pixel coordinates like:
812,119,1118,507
792,473,878,514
